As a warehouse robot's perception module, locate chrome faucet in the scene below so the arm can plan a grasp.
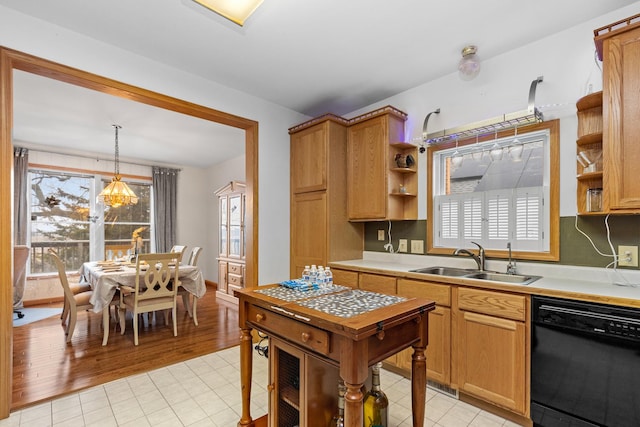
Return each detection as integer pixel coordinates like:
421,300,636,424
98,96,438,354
506,242,517,275
453,241,486,271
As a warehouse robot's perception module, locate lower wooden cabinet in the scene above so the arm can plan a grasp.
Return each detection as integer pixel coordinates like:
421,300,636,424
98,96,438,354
269,337,340,427
455,287,528,416
331,268,358,288
397,279,451,384
331,269,531,419
358,272,396,293
217,259,245,303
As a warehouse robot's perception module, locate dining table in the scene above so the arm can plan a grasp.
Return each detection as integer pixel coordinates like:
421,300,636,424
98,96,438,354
79,260,206,345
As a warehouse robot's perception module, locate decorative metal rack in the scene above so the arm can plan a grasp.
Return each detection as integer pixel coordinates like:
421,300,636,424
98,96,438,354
422,76,544,146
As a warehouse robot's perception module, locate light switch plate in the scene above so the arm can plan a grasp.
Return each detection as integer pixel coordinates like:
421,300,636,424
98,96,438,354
398,239,408,252
618,245,638,267
377,229,385,241
411,240,424,254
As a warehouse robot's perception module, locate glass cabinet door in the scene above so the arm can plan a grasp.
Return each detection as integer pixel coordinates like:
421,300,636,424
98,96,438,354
219,196,227,256
229,194,242,258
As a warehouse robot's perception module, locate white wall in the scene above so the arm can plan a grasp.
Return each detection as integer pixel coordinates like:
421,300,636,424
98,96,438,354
346,3,640,220
1,5,310,286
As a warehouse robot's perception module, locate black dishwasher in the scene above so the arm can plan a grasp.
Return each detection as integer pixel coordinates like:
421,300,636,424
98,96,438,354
531,296,640,427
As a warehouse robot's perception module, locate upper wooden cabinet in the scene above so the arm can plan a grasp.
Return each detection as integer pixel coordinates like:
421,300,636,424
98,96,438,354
347,106,416,221
289,117,363,279
594,15,640,212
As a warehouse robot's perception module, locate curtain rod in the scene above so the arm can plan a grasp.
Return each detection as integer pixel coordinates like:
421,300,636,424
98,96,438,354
16,144,182,171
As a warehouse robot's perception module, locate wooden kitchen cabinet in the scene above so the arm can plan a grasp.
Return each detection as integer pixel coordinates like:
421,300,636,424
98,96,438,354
215,181,246,303
347,106,416,221
397,279,451,385
330,268,359,288
269,337,340,427
358,272,396,294
289,117,363,279
455,287,528,416
594,16,640,212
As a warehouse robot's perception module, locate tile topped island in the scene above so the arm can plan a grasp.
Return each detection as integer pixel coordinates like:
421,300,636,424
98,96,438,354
235,283,435,427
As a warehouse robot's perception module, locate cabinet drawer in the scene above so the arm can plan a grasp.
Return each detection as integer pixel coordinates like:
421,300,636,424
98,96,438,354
228,273,243,286
457,287,526,322
331,269,358,288
397,279,451,307
359,273,396,294
247,304,330,355
228,262,243,275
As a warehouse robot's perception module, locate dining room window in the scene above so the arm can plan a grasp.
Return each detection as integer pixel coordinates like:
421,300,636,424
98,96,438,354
28,168,152,274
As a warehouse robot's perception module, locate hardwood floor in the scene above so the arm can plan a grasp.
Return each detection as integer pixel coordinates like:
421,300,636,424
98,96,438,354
11,287,240,411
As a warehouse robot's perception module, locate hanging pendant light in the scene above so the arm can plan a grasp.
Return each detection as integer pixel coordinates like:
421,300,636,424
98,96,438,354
98,125,139,208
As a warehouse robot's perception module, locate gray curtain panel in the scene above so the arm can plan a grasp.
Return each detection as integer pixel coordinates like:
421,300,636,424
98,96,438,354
152,167,179,253
13,147,29,307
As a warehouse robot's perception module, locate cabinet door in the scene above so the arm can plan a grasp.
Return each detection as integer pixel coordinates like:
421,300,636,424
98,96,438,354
291,191,327,278
457,310,527,415
218,260,228,294
347,116,387,220
270,339,303,427
396,306,451,385
397,279,451,384
219,196,227,257
604,26,640,210
291,122,327,194
228,194,242,258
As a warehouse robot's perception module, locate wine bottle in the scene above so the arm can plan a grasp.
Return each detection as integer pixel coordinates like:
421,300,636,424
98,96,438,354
329,380,346,427
363,363,388,427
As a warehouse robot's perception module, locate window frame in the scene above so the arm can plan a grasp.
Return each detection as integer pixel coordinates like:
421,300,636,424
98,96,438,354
27,166,153,275
427,119,560,261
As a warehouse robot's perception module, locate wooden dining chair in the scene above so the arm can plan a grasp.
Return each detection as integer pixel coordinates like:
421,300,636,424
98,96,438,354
178,246,202,326
48,248,94,343
119,252,181,345
170,245,187,263
48,249,93,326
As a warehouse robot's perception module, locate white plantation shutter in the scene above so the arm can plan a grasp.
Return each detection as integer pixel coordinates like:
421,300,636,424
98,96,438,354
440,198,459,239
433,187,547,252
434,195,461,247
487,191,510,242
514,187,546,251
462,196,483,240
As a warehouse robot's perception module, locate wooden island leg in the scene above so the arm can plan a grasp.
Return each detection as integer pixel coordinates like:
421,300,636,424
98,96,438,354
238,326,255,427
344,382,364,427
411,344,427,427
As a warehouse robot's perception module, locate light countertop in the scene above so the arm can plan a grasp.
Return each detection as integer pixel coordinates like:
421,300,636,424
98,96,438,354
329,252,640,308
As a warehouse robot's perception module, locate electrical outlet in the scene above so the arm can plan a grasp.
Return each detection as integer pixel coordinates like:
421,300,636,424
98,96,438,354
377,229,385,241
411,240,424,254
618,245,638,267
398,239,408,252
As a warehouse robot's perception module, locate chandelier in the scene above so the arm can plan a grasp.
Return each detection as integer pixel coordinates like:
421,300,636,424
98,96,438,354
98,125,138,208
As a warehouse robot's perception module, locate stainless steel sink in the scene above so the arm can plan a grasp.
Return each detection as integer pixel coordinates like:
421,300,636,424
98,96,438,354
465,271,541,285
409,266,476,277
409,266,541,285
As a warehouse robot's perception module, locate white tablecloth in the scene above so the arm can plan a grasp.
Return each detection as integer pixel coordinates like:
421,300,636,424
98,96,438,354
79,262,206,313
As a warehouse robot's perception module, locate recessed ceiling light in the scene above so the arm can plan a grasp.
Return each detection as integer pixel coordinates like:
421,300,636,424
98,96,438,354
191,0,264,26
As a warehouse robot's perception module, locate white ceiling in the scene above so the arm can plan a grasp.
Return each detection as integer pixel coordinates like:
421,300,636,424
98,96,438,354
2,0,636,167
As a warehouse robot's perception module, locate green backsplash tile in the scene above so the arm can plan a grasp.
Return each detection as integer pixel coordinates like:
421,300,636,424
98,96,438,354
364,216,640,269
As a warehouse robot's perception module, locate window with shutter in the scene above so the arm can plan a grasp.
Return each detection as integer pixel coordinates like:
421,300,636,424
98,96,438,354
429,121,558,260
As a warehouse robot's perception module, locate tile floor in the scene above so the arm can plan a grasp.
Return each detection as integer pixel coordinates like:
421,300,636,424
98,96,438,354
1,346,521,427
